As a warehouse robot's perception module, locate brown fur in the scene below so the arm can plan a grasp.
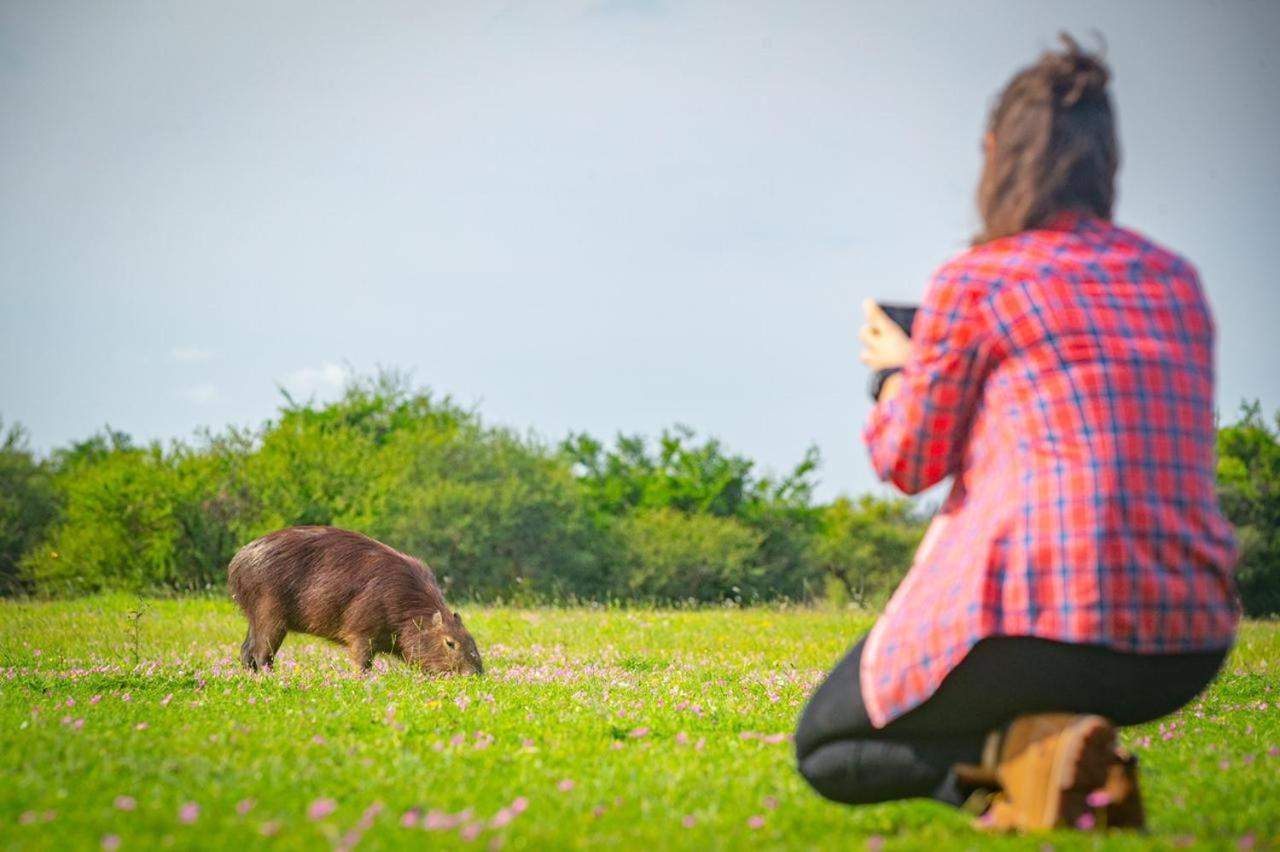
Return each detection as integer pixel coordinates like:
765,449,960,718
227,526,483,675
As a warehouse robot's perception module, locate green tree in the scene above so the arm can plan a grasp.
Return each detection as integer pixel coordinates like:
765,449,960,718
0,421,59,594
23,433,180,594
382,425,605,602
1217,402,1280,616
613,507,764,602
563,426,824,601
815,495,925,607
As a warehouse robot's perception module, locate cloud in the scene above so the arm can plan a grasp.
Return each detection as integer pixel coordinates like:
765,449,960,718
284,362,350,396
178,385,221,405
170,346,212,362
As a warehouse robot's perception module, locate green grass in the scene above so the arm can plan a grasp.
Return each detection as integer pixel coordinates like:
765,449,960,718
1,598,1277,850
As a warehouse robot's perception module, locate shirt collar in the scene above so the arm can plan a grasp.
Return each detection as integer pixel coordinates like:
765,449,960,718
1042,209,1099,232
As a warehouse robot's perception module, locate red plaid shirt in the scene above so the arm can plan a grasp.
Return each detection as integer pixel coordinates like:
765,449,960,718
860,214,1240,727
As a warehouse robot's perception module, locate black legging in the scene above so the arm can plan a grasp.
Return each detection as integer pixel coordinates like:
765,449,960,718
794,634,1227,806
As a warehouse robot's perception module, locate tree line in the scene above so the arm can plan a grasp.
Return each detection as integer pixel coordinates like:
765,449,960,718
1,374,1276,614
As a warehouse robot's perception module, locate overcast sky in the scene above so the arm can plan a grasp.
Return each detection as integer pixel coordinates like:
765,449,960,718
2,0,1277,500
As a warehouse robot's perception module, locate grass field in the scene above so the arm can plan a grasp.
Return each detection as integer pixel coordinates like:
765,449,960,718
1,598,1277,851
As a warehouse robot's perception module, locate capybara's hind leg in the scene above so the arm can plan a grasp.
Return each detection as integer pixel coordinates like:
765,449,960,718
250,602,287,671
239,625,258,671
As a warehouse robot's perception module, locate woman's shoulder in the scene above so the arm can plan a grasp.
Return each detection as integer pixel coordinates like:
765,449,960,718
926,237,1030,290
1099,220,1200,281
932,218,1200,286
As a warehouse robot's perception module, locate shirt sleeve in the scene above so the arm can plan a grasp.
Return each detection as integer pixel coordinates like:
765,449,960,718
863,260,991,495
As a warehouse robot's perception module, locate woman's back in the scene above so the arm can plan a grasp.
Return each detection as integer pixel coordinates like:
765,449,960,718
860,213,1239,725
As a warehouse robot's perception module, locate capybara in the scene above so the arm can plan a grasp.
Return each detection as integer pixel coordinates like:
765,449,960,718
227,526,483,675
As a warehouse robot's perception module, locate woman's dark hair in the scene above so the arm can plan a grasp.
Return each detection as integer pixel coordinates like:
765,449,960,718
976,33,1118,243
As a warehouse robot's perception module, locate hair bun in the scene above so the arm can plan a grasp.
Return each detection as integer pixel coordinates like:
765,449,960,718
1046,33,1110,107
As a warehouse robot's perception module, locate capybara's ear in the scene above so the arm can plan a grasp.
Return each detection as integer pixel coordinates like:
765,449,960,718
431,609,444,629
454,611,463,625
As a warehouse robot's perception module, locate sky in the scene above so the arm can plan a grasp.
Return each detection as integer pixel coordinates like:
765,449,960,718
2,0,1277,501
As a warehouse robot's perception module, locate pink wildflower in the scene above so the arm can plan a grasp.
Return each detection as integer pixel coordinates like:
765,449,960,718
510,797,528,815
681,815,696,828
1239,835,1257,850
747,815,765,829
401,808,421,828
489,808,515,829
675,731,689,746
135,722,148,731
160,694,173,706
459,821,483,842
308,798,337,821
101,834,121,850
113,796,137,811
763,796,779,810
1075,812,1096,830
259,820,281,837
557,779,575,793
358,802,383,829
178,802,199,825
236,799,255,816
867,837,886,852
1085,790,1111,808
629,727,649,738
19,811,36,825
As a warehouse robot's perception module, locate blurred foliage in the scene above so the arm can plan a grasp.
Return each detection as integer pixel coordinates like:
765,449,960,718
5,373,1273,612
7,372,922,603
815,495,923,608
0,421,60,595
1218,401,1280,616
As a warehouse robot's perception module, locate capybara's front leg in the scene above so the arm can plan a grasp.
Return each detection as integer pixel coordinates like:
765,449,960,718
346,638,375,673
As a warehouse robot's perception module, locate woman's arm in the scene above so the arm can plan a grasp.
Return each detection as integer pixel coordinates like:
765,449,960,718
862,264,991,495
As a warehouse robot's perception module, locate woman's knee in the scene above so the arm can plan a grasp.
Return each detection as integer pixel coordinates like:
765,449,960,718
796,742,882,806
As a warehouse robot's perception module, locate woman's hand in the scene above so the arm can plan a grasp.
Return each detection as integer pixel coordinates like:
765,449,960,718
860,300,913,370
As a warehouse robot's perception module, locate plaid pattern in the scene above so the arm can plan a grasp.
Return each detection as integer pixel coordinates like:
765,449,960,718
859,214,1240,727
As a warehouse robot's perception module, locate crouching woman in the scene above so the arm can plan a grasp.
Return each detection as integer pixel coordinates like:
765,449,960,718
795,36,1239,831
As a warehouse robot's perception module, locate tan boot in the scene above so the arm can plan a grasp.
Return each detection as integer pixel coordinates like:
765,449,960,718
991,713,1117,830
1097,748,1146,830
973,793,1022,831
